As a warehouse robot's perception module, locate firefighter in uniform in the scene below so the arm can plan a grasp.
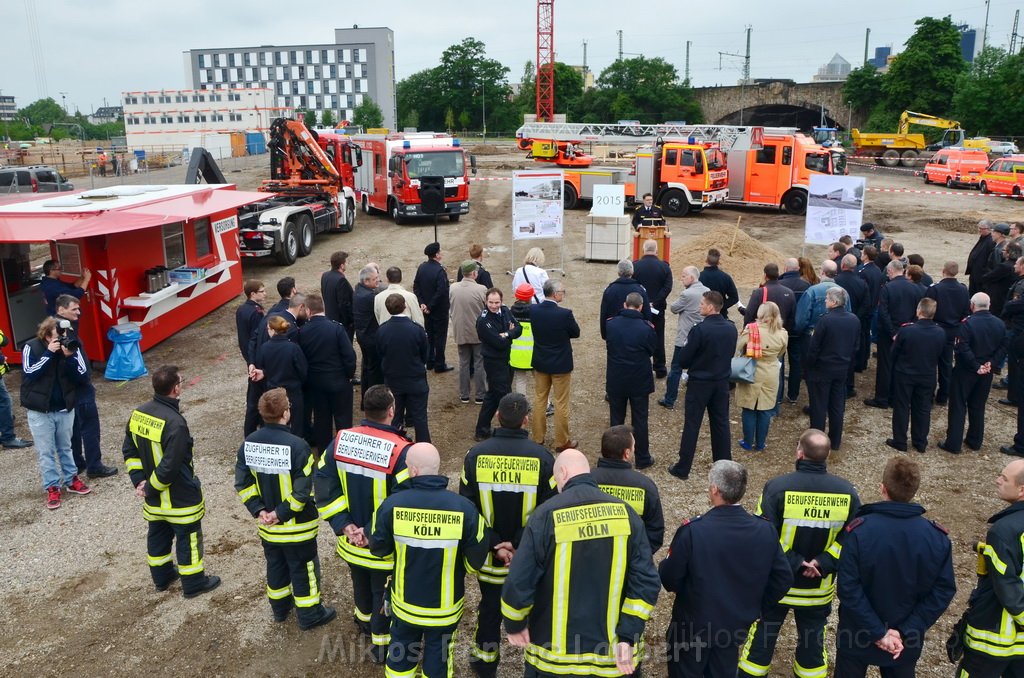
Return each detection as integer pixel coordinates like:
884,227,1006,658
738,428,861,678
474,288,522,441
234,388,336,630
461,392,556,677
631,192,665,230
370,443,491,678
591,424,665,552
957,458,1024,676
122,365,220,597
502,449,661,677
316,384,411,662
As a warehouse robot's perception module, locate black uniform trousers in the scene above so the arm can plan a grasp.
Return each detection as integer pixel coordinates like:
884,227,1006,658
943,367,993,451
957,647,1024,678
667,623,740,678
891,375,935,450
357,336,384,398
469,580,504,676
676,379,731,478
388,618,458,678
610,391,651,465
476,359,511,438
147,518,205,592
282,386,304,438
738,603,830,678
807,375,847,449
834,651,920,678
305,386,353,453
873,333,895,405
349,564,390,652
263,538,325,626
71,389,102,472
856,314,872,372
652,310,667,375
244,378,265,436
785,334,807,401
393,390,430,443
935,327,958,404
424,313,449,369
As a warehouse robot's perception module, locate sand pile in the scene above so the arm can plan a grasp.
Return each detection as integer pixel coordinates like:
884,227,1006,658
670,224,790,289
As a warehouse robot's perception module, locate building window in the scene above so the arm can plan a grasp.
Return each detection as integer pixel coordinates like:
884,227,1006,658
229,92,241,101
193,218,212,260
160,116,173,124
198,54,207,68
143,116,156,124
177,115,190,123
162,223,186,269
229,113,242,122
158,95,171,104
195,114,207,122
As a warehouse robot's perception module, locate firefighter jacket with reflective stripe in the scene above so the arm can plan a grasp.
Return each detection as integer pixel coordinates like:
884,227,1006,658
122,395,204,524
592,457,665,552
315,421,411,570
460,427,556,584
509,303,534,370
234,423,319,544
965,502,1024,658
369,474,491,627
755,458,861,607
501,474,661,676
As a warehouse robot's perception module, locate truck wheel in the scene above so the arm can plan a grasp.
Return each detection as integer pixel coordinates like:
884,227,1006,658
980,181,989,194
1013,186,1021,198
362,195,371,214
945,176,954,188
275,221,298,266
342,199,355,233
563,183,578,210
782,189,808,215
390,199,407,225
296,214,314,257
900,150,919,167
923,174,931,184
448,214,461,222
660,189,689,217
880,150,901,167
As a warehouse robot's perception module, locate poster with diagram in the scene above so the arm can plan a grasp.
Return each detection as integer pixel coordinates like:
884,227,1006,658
512,170,564,241
804,175,866,245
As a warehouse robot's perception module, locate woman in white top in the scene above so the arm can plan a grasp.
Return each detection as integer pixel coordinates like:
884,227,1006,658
512,247,548,303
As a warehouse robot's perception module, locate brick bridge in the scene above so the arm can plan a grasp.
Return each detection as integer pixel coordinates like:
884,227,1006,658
693,80,867,130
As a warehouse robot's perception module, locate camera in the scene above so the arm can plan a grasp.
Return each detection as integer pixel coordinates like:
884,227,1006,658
57,319,81,352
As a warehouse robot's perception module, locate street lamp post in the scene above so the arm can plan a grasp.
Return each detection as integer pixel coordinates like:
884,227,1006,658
59,92,68,115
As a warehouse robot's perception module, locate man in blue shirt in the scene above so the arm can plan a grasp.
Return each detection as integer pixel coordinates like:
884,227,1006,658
40,260,90,316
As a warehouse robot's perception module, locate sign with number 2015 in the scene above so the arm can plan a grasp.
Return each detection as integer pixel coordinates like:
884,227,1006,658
590,184,626,218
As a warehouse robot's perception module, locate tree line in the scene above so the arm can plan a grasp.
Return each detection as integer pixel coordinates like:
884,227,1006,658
2,98,124,142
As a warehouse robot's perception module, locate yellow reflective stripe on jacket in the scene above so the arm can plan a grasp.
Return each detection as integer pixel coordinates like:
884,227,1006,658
524,640,643,676
149,470,170,492
501,599,532,621
621,596,654,620
143,502,204,525
237,483,259,502
258,518,319,544
779,578,836,606
125,458,143,472
318,493,347,520
336,537,394,569
981,542,1010,575
390,594,464,627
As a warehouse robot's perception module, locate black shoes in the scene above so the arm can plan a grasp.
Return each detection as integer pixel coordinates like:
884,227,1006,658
885,438,907,452
937,441,960,454
666,464,689,481
299,605,337,631
273,607,293,623
433,365,455,373
657,399,675,410
183,575,221,599
635,456,655,470
1,437,32,449
87,464,118,479
1001,446,1024,457
155,571,180,592
863,399,889,409
998,399,1019,407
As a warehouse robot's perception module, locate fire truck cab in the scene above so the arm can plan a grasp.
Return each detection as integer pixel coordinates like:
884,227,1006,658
633,139,729,216
352,132,475,224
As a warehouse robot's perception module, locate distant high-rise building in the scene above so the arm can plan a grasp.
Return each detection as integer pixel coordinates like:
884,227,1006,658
183,27,396,130
812,54,852,82
957,23,978,62
0,95,16,122
868,46,891,69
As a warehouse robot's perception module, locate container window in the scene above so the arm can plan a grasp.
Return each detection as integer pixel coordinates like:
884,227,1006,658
56,243,82,276
193,218,212,260
162,223,186,268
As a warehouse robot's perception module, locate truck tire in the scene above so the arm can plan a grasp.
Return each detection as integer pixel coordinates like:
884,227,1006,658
900,150,919,167
296,214,314,257
880,150,901,167
563,183,578,210
782,189,808,215
342,199,355,233
362,195,371,214
1013,186,1021,198
945,176,954,188
448,214,461,222
980,181,989,194
660,189,689,217
390,199,407,225
276,221,299,266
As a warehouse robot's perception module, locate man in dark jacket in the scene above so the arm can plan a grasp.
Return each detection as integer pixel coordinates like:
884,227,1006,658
605,293,657,468
413,242,453,372
780,258,811,402
857,247,885,372
599,259,650,340
956,459,1024,676
805,287,860,450
835,457,955,677
122,364,221,597
866,261,923,409
298,292,357,453
237,279,267,436
669,291,737,480
455,243,494,289
633,239,673,377
662,460,793,678
925,261,971,405
836,254,870,396
376,293,431,442
352,264,383,394
982,239,1021,317
474,289,522,440
592,424,664,551
320,251,354,341
529,279,581,452
743,263,795,330
966,220,996,294
699,248,739,318
22,316,91,509
858,222,884,251
887,298,947,453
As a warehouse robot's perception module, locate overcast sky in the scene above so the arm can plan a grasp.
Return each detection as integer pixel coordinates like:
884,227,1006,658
1,0,1017,114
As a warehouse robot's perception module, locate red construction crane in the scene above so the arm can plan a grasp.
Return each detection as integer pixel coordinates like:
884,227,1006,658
536,0,555,122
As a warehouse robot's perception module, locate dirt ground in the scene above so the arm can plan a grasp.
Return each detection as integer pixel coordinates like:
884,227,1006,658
3,146,1024,677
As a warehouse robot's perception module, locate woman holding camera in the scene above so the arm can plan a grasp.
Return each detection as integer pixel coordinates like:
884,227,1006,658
21,317,91,509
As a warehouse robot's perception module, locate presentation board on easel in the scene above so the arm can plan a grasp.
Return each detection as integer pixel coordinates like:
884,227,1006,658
511,169,566,274
804,175,866,245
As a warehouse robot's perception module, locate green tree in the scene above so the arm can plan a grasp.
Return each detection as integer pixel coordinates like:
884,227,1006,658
19,98,67,126
320,109,336,127
843,64,884,112
516,61,585,120
576,57,702,124
294,108,316,126
882,16,966,114
397,68,441,130
953,47,1024,136
353,97,384,129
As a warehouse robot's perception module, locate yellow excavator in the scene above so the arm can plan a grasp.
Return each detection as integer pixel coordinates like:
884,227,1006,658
851,111,988,167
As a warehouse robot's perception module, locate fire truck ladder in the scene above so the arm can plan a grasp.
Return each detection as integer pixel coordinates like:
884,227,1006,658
516,122,799,151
